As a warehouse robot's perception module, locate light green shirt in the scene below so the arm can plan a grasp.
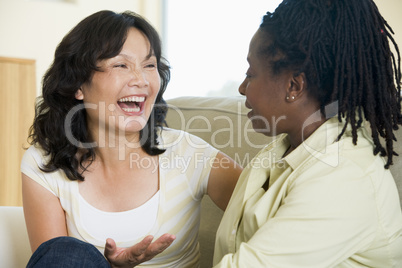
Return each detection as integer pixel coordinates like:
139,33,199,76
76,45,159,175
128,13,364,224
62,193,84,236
214,117,402,267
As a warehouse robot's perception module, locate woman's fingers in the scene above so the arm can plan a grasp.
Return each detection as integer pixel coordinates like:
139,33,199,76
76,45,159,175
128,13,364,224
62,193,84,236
145,234,176,255
104,234,176,268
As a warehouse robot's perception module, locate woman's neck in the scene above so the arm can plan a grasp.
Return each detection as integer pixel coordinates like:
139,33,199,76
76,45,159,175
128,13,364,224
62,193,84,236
87,126,146,167
286,111,327,154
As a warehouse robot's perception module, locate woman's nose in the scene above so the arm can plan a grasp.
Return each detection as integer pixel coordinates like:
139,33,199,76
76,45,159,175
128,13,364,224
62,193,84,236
238,79,247,96
128,69,149,88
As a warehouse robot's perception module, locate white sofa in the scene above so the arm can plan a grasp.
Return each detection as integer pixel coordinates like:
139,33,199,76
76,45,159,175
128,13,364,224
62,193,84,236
0,206,31,268
1,96,401,268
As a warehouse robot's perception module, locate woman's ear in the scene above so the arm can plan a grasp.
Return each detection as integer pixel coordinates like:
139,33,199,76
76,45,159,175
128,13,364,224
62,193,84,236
285,73,306,102
75,89,84,100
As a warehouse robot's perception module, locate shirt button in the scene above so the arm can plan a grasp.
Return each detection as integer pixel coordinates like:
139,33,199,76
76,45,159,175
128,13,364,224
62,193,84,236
232,229,236,235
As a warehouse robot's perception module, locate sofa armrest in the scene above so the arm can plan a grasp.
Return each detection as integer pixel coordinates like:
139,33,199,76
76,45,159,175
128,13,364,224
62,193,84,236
0,206,31,268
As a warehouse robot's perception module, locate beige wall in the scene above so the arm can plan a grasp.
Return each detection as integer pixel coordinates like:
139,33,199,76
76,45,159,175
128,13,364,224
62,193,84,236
0,0,400,95
0,0,163,95
375,0,402,59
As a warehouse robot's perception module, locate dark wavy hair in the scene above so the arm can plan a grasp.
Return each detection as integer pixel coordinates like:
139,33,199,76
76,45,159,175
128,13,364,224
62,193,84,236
259,0,402,168
29,10,170,181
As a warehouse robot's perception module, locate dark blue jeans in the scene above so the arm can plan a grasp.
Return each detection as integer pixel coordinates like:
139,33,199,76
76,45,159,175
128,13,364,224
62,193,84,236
26,236,111,268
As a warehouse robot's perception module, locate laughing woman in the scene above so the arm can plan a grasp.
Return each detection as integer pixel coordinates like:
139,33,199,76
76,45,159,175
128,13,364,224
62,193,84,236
21,11,241,268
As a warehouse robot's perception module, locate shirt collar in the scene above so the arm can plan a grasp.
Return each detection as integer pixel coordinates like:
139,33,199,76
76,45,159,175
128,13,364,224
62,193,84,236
284,116,343,170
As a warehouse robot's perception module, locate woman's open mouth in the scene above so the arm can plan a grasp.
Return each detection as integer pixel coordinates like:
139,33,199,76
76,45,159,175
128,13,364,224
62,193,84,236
117,96,145,114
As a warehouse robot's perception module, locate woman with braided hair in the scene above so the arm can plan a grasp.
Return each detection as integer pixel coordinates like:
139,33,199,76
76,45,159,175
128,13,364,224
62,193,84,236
213,0,402,267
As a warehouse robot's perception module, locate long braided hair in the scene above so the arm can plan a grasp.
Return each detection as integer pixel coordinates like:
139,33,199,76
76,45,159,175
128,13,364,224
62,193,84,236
260,0,401,168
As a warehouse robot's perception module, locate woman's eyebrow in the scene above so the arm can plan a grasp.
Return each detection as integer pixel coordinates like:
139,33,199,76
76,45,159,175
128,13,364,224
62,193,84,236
145,52,156,61
116,53,135,61
116,52,156,62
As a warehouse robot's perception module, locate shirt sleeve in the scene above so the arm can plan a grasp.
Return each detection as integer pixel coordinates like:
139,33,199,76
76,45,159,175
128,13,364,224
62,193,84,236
20,146,58,197
181,131,219,200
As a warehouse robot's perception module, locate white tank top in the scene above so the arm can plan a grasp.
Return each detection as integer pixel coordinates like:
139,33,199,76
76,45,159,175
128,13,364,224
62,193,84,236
79,191,160,242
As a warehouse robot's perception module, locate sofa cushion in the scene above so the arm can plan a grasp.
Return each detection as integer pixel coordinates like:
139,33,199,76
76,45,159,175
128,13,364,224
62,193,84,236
0,206,31,267
390,128,402,205
166,96,272,166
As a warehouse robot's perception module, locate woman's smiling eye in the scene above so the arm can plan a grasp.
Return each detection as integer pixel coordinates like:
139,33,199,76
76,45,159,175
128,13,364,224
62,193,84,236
113,63,127,68
145,62,157,68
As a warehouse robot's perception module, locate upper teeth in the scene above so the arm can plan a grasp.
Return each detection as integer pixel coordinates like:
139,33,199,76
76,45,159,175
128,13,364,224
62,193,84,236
119,96,145,102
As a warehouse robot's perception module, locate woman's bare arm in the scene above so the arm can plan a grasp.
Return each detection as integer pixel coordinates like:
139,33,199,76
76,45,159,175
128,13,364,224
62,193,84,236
207,152,243,211
22,173,68,252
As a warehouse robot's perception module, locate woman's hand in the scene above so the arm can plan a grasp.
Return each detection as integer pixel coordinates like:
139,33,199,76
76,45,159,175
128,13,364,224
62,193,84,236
104,234,176,268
